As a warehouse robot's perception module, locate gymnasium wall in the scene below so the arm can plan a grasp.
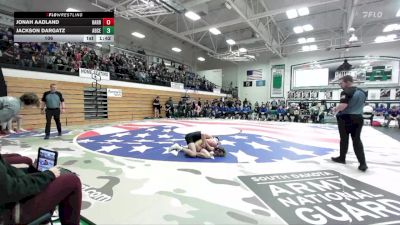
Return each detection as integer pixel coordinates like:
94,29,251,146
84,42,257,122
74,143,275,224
2,68,225,129
203,41,400,104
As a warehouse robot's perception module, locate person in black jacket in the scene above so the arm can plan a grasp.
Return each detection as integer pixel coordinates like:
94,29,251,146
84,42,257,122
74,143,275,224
0,153,81,224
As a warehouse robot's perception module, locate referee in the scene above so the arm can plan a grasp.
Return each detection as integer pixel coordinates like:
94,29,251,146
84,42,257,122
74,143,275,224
40,84,65,139
332,75,368,171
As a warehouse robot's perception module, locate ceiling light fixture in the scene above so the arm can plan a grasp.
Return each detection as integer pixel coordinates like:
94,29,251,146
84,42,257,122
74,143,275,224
375,36,386,43
172,47,182,52
287,7,309,19
226,39,236,45
298,37,315,44
298,7,309,16
197,57,205,61
185,11,201,21
132,32,145,38
306,37,315,43
66,8,80,12
239,47,247,53
383,24,400,32
387,34,397,40
244,55,256,59
349,33,358,42
309,45,318,51
286,9,298,19
301,45,318,51
293,26,303,34
302,24,314,31
302,45,310,51
375,34,397,43
298,38,306,44
209,27,221,35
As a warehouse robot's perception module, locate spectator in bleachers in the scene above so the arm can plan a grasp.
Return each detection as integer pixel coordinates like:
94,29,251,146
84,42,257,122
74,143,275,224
202,100,210,117
385,106,399,128
243,98,248,106
241,104,251,120
165,97,174,118
259,104,268,121
375,104,387,116
217,102,226,118
152,96,161,118
363,103,374,125
270,99,278,110
276,106,286,121
234,104,242,119
310,103,320,123
194,103,201,117
177,100,185,117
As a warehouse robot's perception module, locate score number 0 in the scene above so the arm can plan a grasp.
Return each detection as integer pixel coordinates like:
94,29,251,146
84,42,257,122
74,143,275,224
103,18,114,26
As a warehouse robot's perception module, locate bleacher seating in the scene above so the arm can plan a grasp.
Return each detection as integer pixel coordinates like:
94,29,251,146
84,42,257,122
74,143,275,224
0,26,219,93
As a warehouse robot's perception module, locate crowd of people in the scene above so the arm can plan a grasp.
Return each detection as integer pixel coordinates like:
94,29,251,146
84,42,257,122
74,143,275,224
366,103,400,128
154,95,400,127
0,27,217,92
155,96,329,123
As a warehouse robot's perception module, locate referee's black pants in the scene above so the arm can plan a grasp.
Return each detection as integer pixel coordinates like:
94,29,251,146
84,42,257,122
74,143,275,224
45,108,62,135
337,114,366,165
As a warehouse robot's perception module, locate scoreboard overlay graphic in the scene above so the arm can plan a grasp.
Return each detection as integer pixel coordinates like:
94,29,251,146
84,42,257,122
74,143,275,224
14,11,114,42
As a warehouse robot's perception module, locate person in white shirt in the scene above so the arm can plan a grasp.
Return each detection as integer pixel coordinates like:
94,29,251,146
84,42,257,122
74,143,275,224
363,103,374,125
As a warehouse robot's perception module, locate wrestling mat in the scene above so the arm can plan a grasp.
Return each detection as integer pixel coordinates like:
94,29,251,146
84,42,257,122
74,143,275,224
1,119,400,224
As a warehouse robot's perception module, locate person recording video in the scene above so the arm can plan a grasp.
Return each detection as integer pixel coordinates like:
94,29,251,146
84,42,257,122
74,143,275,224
0,147,82,225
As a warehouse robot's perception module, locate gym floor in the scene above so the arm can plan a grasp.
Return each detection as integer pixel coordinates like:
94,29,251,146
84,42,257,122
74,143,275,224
1,119,400,225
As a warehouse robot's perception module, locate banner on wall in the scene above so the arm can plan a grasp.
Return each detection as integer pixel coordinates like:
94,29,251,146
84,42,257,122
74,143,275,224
271,65,284,97
107,88,122,97
380,89,391,100
256,80,266,86
368,89,381,100
243,81,253,87
213,88,221,94
79,68,110,80
247,69,262,80
170,82,184,90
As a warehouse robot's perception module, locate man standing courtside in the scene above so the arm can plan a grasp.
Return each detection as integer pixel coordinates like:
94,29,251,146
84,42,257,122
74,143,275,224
332,75,368,171
41,84,65,139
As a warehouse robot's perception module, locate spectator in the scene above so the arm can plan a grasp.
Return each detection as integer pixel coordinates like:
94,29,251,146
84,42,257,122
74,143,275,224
363,103,374,125
0,93,40,134
0,153,82,225
385,106,399,127
153,96,161,118
276,106,286,121
165,97,174,118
